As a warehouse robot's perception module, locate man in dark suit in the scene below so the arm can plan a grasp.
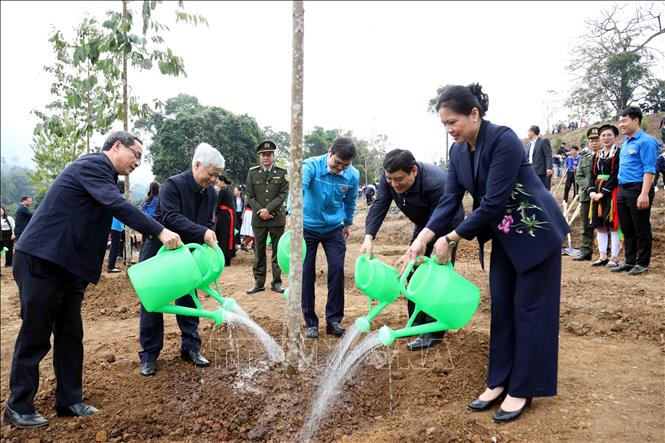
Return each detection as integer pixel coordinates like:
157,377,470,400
138,142,224,377
362,149,464,350
4,131,182,429
13,196,34,241
526,125,553,190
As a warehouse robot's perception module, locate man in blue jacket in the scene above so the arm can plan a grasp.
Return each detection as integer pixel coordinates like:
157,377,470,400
138,143,224,376
362,149,464,350
300,137,359,339
4,131,181,429
612,106,660,276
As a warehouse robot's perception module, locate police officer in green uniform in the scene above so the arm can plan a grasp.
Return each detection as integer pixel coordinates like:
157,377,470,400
245,141,289,294
573,127,601,261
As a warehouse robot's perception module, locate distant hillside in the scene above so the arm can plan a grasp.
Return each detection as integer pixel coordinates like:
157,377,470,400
542,112,664,150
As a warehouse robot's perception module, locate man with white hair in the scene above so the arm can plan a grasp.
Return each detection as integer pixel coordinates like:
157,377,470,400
138,143,224,376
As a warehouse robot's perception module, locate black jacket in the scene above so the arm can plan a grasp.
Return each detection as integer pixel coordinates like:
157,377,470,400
365,162,464,243
16,153,164,283
13,204,33,237
140,170,216,261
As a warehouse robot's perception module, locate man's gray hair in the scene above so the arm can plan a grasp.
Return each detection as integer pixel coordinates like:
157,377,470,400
192,143,225,169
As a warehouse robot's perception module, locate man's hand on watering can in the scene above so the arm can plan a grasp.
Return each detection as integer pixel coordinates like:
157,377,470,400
158,228,182,250
360,235,374,257
203,229,218,248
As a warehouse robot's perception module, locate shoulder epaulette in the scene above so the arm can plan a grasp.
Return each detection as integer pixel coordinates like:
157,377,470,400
249,165,260,170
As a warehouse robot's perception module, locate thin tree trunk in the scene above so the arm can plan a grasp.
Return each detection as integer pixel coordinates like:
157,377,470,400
122,0,131,266
285,0,304,375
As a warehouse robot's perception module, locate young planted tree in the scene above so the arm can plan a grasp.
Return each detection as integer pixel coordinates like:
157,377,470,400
566,3,664,119
286,0,305,374
30,19,121,193
88,0,207,263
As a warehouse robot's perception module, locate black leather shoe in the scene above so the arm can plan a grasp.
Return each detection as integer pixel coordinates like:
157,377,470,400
55,403,98,417
3,406,48,428
627,264,648,275
246,285,265,294
326,322,346,336
271,283,285,293
140,360,156,376
611,263,634,273
406,333,444,351
306,327,319,339
493,398,532,423
573,253,592,261
591,258,609,267
468,390,506,412
180,350,210,367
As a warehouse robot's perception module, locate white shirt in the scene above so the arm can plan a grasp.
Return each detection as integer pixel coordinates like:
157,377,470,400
1,215,15,232
528,139,536,164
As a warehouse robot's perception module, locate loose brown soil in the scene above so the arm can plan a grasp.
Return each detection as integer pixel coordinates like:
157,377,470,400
2,186,664,442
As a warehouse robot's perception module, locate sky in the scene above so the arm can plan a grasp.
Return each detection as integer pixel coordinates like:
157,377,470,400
1,1,660,185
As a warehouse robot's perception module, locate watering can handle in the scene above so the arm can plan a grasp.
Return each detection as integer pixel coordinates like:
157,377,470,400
186,243,213,283
156,243,213,283
399,258,418,296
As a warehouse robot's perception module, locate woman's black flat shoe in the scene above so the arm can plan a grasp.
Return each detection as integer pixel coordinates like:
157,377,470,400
468,391,506,412
493,398,532,422
591,258,609,267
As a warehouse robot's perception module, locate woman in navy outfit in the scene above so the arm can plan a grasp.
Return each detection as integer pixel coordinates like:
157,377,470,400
403,84,569,422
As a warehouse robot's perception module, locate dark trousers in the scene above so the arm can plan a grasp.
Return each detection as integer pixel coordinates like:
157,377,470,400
107,229,124,271
252,225,284,287
301,226,346,328
8,252,88,414
563,170,577,202
1,229,13,266
617,183,654,267
235,212,243,245
537,174,551,190
138,296,202,362
487,240,561,398
137,239,202,362
579,200,594,257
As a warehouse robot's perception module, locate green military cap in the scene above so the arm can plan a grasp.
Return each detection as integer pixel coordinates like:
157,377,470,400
586,127,600,139
256,140,277,154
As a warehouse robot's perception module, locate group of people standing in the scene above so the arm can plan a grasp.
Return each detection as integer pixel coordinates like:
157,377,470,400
571,107,660,276
1,83,660,431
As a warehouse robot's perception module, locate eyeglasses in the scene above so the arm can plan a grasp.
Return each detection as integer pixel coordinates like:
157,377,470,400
123,144,142,165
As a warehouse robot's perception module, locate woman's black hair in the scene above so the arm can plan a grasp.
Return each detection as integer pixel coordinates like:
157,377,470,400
1,206,8,223
146,181,160,203
435,83,489,118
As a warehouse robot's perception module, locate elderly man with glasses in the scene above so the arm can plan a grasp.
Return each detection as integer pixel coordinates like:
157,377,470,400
3,131,181,429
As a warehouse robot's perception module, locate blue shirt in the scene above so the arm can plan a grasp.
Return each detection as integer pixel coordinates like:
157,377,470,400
298,154,359,233
110,217,124,232
142,196,158,217
618,129,659,184
565,154,580,170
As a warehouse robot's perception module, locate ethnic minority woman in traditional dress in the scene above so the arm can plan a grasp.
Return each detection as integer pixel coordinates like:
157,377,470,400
587,124,622,268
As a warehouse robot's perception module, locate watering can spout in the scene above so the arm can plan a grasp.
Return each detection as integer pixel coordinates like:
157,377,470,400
222,297,238,312
379,325,396,346
355,317,371,333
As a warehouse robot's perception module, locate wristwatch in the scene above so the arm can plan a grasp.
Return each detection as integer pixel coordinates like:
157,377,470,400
444,235,458,248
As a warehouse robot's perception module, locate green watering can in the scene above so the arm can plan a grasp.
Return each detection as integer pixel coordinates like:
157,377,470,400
276,229,306,275
353,255,401,332
378,256,480,346
0,247,7,255
127,243,234,324
190,243,237,312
